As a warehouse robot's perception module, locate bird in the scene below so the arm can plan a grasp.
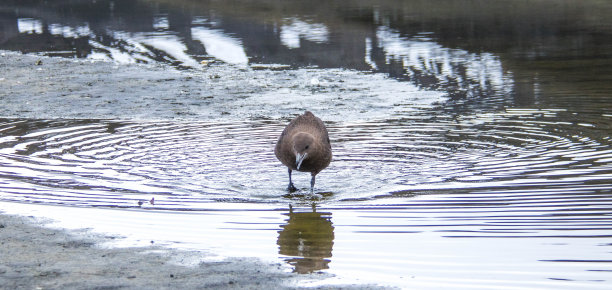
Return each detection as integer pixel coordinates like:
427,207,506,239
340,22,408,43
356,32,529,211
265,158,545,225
275,111,332,193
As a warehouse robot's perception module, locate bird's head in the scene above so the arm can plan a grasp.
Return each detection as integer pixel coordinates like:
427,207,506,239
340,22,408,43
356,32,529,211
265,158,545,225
292,132,315,170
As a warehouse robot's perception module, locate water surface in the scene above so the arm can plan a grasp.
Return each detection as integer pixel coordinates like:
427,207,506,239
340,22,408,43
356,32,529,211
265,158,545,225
1,0,612,288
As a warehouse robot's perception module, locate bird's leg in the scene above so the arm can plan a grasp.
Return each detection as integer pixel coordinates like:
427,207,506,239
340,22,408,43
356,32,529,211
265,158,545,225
310,174,316,194
287,168,297,192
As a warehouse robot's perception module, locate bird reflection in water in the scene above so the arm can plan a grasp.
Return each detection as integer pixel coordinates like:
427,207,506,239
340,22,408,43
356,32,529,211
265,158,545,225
277,204,334,274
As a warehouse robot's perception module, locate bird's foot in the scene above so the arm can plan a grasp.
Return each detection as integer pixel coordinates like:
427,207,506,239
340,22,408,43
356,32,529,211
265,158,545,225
287,183,298,192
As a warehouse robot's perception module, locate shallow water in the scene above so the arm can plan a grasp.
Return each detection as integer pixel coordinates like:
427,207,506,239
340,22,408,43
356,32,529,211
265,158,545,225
1,0,612,288
1,111,611,288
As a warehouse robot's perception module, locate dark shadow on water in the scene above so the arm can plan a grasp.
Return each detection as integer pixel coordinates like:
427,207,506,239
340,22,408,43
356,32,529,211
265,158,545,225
277,204,334,274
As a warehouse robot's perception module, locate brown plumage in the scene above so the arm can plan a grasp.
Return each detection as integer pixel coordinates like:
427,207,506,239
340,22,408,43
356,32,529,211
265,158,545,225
275,111,332,192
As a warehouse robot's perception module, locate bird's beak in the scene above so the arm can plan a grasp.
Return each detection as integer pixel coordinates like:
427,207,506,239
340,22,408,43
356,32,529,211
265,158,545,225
296,152,307,170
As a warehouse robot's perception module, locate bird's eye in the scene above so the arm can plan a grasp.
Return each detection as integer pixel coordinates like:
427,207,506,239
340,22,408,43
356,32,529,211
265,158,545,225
305,145,309,150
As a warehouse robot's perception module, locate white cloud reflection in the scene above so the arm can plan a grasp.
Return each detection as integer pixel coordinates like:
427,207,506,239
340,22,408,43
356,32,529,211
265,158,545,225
153,15,169,30
100,26,249,66
191,27,249,65
15,16,250,67
48,23,91,38
130,32,200,67
374,26,514,94
18,18,91,37
17,18,43,34
280,18,329,49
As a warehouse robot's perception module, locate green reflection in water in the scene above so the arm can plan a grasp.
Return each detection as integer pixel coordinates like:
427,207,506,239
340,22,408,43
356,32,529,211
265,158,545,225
277,205,335,274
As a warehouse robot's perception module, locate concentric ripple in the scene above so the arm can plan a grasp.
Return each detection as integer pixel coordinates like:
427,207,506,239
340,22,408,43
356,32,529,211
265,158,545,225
1,108,611,208
1,112,612,288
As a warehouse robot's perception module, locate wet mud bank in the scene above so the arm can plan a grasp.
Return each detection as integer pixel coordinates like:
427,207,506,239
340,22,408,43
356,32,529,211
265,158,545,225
0,213,290,289
0,212,385,289
0,51,252,120
0,51,441,122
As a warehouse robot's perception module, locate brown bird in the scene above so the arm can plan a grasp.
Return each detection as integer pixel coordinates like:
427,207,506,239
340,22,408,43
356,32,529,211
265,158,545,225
275,111,332,192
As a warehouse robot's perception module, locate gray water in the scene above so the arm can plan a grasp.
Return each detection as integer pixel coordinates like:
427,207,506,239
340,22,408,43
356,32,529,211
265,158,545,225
1,0,612,288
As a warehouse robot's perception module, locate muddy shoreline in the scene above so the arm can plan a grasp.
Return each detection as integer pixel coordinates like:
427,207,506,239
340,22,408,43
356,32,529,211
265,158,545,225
0,213,297,289
1,211,369,289
0,208,392,289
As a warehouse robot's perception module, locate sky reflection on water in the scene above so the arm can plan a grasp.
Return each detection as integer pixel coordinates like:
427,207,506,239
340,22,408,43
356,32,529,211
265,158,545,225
4,0,611,111
1,0,612,288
